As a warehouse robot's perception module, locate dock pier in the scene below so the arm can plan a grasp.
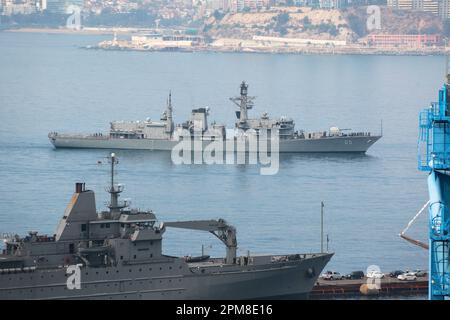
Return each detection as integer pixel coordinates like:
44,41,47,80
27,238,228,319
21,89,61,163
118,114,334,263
311,277,428,299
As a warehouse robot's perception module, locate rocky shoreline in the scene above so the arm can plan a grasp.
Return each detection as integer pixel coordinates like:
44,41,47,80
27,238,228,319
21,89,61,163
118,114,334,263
4,28,447,56
87,43,447,56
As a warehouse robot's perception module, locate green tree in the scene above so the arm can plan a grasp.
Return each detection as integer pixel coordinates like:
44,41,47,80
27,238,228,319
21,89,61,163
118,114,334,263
213,10,225,20
346,13,366,38
302,16,311,28
276,12,290,25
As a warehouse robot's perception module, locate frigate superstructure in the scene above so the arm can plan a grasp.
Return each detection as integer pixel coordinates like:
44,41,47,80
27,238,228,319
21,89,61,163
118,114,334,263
0,154,332,300
48,82,381,153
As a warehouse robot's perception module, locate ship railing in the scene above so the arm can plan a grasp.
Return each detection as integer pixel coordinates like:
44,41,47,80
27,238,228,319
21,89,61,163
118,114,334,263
0,266,36,274
421,152,450,171
49,132,108,140
1,233,16,242
427,102,450,120
430,102,441,118
22,235,56,243
270,254,307,262
305,131,373,139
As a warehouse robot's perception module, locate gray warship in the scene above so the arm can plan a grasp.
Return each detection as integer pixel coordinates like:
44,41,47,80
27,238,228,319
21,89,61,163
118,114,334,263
0,154,332,300
48,82,381,153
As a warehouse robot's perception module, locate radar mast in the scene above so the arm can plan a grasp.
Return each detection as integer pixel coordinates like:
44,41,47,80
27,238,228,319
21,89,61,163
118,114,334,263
230,81,255,130
166,91,174,135
107,153,126,217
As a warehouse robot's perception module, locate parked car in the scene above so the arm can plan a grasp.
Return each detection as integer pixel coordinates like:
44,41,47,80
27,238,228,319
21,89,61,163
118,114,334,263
389,270,404,278
321,271,344,280
345,271,365,280
398,272,417,281
413,269,427,277
366,271,385,279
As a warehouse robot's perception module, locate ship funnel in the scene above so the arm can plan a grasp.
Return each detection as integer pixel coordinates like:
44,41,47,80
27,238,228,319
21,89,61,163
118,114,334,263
75,182,85,193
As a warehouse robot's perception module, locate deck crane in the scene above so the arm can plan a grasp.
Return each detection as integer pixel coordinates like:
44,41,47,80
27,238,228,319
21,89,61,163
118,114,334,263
417,58,450,300
164,219,237,265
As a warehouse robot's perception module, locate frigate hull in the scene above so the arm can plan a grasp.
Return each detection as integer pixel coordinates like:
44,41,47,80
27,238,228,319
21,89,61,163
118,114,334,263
49,135,380,153
0,253,331,300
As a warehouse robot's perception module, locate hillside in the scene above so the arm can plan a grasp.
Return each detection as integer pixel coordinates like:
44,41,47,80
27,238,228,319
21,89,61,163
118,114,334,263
342,7,443,40
204,6,446,42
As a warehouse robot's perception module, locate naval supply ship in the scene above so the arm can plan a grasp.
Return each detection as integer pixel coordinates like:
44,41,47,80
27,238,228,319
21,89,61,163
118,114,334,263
48,82,381,153
0,154,332,300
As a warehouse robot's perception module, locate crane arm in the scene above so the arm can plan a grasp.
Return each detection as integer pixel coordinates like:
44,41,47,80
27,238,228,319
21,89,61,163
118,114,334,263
164,219,227,232
164,219,237,264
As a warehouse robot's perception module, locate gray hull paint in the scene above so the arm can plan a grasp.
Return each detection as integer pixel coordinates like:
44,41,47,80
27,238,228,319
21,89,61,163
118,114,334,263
50,136,381,153
0,253,331,300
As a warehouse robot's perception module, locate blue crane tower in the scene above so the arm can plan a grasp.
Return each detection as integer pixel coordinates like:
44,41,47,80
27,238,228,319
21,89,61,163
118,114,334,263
418,69,450,300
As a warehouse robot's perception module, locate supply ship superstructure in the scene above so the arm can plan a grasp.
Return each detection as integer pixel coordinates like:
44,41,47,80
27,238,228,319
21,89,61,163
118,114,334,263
0,154,332,299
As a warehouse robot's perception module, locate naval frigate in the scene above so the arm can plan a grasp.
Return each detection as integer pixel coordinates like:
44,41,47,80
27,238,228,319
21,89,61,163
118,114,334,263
0,154,332,300
48,82,381,153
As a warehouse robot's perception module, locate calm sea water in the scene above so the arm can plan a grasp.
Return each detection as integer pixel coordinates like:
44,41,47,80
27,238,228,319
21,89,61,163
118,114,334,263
0,32,441,282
